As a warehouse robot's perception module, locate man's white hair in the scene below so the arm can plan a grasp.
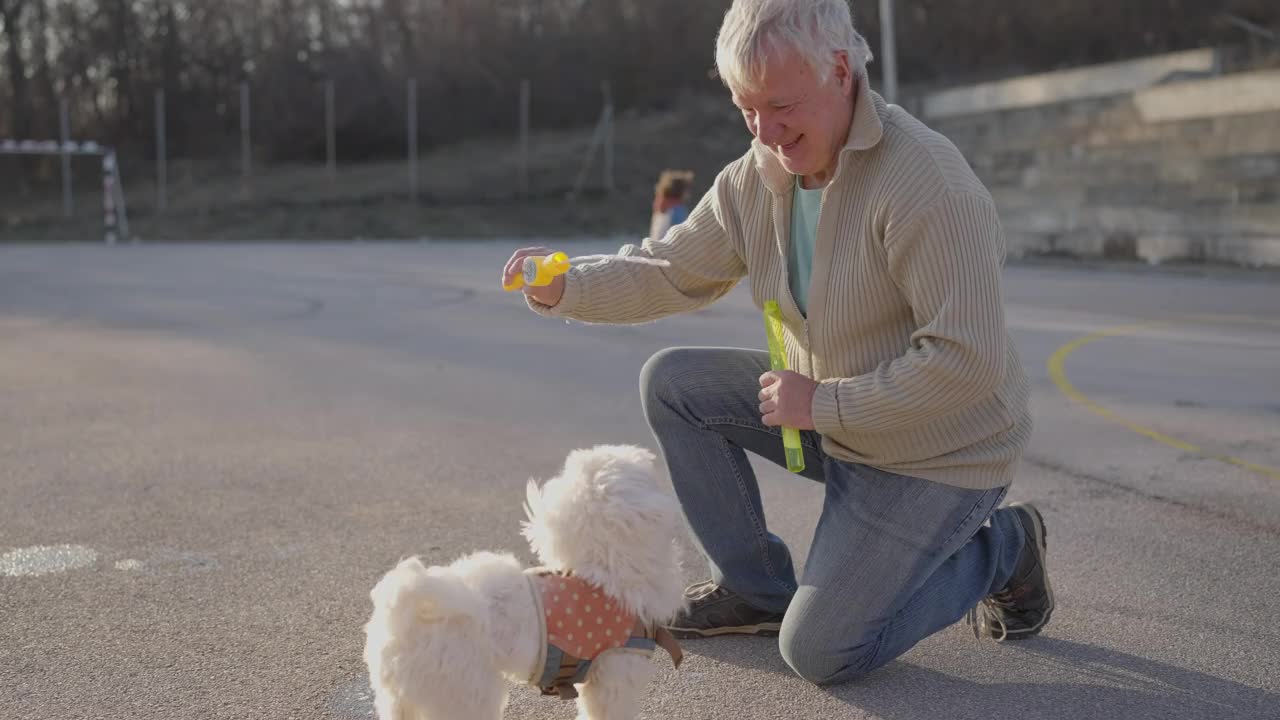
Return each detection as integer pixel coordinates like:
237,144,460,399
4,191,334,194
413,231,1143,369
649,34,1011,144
715,0,874,94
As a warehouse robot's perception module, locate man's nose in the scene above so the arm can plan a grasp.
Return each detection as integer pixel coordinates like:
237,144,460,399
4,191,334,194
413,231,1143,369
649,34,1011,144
758,120,786,146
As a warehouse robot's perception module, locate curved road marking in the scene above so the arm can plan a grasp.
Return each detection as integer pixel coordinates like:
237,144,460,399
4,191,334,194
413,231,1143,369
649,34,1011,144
1047,317,1280,481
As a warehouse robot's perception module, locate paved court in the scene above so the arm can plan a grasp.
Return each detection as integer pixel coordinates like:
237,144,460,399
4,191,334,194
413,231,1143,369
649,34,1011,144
2,242,1277,719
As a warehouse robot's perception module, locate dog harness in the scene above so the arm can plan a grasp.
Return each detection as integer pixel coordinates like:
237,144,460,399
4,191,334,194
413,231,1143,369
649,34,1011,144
524,569,682,700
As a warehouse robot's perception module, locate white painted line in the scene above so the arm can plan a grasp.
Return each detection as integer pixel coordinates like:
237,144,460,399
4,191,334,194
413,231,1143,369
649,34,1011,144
0,545,98,577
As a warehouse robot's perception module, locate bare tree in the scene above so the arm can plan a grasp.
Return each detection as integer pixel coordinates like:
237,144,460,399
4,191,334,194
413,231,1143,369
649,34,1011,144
1,0,31,194
1,0,1276,174
1,0,30,138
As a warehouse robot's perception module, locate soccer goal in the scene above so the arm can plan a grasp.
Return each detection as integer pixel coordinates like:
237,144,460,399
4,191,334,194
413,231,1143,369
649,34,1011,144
0,139,130,243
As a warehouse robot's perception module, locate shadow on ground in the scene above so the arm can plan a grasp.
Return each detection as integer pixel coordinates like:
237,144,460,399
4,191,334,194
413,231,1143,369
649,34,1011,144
690,634,1277,720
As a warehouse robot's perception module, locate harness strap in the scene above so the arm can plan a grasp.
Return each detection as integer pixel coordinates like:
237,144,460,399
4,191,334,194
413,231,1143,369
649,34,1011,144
537,624,684,700
656,626,683,668
629,619,684,669
538,644,590,700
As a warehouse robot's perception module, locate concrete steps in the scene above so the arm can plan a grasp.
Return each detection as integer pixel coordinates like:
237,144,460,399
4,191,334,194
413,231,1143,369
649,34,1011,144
914,57,1280,267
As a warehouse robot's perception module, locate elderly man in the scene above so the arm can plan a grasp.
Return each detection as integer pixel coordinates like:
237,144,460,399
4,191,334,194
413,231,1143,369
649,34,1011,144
503,0,1052,685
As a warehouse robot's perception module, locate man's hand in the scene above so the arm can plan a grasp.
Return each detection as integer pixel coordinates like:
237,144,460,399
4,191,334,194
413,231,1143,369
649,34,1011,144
502,246,565,307
758,370,817,430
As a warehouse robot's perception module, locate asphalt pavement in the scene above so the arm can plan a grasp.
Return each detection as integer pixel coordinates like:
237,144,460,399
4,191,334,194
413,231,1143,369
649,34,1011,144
2,241,1277,720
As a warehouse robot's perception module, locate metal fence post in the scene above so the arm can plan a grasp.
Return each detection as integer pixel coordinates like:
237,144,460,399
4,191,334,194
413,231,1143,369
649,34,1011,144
60,99,73,217
240,82,252,197
519,79,530,197
408,78,418,201
326,79,337,180
155,88,167,212
102,152,117,244
602,81,614,194
879,0,899,104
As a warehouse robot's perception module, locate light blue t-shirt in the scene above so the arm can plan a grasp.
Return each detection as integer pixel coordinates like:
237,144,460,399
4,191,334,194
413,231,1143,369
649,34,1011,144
788,179,823,316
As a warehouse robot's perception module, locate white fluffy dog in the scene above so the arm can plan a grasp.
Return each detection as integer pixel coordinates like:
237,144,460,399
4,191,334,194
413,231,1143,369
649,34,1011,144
363,444,686,720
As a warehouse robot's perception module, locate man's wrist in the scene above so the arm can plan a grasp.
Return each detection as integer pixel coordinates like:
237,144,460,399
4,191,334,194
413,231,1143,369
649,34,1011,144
527,270,580,317
811,379,843,435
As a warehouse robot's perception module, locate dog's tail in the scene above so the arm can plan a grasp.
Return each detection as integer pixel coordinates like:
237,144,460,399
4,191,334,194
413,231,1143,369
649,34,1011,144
365,557,502,720
368,556,488,632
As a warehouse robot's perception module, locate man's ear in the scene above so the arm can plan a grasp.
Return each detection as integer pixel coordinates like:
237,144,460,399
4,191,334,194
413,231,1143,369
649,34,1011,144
832,50,853,95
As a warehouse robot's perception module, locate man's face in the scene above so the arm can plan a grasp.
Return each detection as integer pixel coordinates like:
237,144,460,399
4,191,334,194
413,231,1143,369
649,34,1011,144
731,47,855,187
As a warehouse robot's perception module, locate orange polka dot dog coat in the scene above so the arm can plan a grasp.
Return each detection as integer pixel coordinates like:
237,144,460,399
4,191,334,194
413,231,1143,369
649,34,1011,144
525,569,682,699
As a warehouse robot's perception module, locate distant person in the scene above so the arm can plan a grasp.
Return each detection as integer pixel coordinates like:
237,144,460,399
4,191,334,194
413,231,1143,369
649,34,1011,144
503,0,1049,686
648,169,695,241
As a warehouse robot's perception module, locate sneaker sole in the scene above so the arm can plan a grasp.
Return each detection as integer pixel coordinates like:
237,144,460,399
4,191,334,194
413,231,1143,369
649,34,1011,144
665,622,782,639
1001,502,1055,640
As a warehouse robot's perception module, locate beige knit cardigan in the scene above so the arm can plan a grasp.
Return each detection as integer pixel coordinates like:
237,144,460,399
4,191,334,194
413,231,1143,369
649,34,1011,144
531,79,1032,490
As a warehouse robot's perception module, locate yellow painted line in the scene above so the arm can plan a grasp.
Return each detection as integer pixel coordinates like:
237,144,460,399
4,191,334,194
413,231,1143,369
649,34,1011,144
1047,319,1280,481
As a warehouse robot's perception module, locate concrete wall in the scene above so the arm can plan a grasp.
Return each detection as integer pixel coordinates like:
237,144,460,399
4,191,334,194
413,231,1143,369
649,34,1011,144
923,49,1218,119
1134,69,1280,122
914,49,1280,268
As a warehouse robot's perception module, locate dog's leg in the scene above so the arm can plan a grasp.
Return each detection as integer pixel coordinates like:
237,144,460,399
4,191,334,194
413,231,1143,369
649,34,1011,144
574,651,658,720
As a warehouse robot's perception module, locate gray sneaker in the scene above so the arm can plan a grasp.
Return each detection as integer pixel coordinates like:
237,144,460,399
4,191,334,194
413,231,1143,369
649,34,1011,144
968,502,1055,641
666,582,785,639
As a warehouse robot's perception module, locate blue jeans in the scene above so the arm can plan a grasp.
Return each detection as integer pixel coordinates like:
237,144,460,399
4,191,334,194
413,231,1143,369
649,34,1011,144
640,347,1027,685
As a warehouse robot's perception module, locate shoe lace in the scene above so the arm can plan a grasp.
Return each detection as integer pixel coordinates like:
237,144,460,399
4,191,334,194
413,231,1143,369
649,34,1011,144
690,584,731,608
965,589,1013,642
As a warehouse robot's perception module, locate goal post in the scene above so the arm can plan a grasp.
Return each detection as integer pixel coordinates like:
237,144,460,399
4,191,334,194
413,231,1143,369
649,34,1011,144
0,139,131,243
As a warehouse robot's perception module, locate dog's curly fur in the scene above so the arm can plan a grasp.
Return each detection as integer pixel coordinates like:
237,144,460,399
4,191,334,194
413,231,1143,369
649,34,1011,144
363,445,685,720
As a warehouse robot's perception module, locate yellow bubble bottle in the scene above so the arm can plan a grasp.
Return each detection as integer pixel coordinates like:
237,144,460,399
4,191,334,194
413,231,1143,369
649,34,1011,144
503,252,571,291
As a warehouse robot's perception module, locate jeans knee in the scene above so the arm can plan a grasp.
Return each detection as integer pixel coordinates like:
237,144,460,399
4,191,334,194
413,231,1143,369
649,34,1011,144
639,348,683,405
779,621,874,686
639,347,707,423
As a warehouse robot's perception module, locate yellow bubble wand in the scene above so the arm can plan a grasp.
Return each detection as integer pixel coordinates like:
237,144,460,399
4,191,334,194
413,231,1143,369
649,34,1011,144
503,251,672,292
763,300,805,473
